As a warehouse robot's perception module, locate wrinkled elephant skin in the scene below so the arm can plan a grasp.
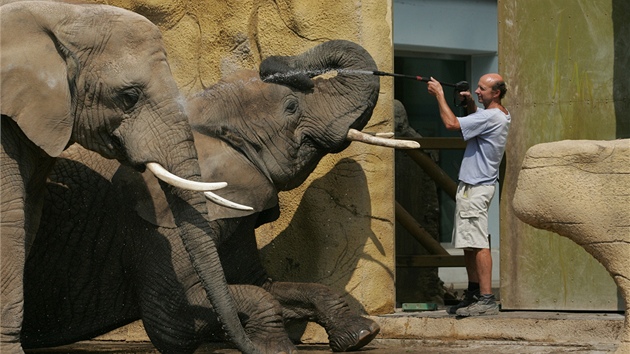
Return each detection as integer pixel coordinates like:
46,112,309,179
0,2,255,353
24,40,382,353
512,139,630,353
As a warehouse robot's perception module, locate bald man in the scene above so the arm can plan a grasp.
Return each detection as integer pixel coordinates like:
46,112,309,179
427,73,510,317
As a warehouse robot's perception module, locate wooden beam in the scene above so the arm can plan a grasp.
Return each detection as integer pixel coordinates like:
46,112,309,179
397,255,466,268
395,201,450,256
403,149,457,200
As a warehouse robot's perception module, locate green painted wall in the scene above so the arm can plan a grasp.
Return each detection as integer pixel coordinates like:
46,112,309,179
499,0,628,310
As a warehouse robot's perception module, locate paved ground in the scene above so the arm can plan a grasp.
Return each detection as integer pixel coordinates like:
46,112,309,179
25,339,619,353
25,308,624,353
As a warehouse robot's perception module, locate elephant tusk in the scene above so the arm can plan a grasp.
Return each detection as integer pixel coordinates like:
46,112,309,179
146,162,227,191
204,192,254,211
346,128,420,149
359,131,396,138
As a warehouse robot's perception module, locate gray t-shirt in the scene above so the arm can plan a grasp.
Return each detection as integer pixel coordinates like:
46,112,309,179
457,107,511,185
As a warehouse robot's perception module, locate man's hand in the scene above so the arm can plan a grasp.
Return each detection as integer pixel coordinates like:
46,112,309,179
458,90,472,103
458,90,478,115
427,77,444,98
426,77,461,131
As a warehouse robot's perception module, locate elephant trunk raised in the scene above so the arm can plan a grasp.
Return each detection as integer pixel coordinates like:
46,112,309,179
260,40,380,154
254,40,381,191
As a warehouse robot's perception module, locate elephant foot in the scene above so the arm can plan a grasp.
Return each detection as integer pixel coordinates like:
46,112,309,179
232,285,298,354
327,317,380,352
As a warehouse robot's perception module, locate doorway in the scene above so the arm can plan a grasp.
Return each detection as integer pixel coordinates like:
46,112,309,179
393,53,469,304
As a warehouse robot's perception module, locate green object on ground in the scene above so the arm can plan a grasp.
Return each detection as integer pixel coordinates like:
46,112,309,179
402,303,438,311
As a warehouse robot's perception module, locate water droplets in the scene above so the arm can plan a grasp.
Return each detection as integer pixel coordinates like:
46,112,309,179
260,68,376,83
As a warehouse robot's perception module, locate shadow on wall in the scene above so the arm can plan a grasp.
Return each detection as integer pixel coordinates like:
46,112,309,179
259,158,390,316
613,0,630,138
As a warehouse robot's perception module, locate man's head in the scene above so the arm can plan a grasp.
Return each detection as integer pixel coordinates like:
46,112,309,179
474,73,507,108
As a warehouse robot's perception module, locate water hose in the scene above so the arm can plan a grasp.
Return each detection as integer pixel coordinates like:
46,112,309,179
373,70,470,106
373,70,451,87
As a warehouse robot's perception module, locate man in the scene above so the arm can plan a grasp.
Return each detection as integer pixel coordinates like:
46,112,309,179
426,73,510,317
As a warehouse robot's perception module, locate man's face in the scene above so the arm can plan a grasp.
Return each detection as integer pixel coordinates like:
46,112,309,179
475,74,503,107
474,74,500,107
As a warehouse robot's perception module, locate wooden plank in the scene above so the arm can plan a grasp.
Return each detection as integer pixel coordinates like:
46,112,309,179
395,202,450,256
403,150,457,200
397,255,466,268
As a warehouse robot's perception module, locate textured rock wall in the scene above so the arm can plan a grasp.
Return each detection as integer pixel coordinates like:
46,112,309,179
499,0,628,311
89,0,395,343
513,139,630,353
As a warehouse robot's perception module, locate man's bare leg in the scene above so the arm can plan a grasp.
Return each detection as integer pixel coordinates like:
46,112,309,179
474,248,493,295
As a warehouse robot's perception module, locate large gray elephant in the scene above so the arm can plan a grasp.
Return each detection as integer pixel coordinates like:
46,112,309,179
23,40,413,353
0,2,257,353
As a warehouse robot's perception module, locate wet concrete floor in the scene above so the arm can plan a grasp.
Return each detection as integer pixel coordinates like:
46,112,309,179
25,339,618,353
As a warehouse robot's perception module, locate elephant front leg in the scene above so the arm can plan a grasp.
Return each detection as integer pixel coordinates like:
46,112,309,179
0,222,26,353
1,123,56,354
1,182,27,354
230,285,297,354
141,282,296,354
263,281,380,352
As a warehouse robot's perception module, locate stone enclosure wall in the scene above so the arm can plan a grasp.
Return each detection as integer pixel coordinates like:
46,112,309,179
499,0,629,311
512,139,630,353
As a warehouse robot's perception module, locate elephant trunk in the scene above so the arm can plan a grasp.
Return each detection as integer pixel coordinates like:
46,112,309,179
157,136,260,354
114,104,259,353
260,40,380,152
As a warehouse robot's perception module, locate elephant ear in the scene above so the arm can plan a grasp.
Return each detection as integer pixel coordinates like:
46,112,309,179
0,2,79,157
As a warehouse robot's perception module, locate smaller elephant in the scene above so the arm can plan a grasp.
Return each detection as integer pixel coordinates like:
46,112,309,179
1,2,256,353
513,139,630,353
24,40,415,353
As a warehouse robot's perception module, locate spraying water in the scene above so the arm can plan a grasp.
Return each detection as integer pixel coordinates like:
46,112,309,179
260,68,376,83
260,68,466,90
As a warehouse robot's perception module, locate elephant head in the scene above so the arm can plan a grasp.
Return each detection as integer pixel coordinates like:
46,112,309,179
179,40,415,221
0,2,256,353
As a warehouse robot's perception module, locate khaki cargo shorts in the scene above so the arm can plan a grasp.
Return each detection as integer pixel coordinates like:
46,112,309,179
452,182,496,249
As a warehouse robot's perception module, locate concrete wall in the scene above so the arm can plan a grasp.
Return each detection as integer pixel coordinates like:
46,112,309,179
393,0,497,55
499,0,629,311
87,0,396,342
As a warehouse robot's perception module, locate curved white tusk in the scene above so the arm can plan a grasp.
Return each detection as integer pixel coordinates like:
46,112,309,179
204,191,254,211
359,131,396,138
346,128,420,149
146,162,227,191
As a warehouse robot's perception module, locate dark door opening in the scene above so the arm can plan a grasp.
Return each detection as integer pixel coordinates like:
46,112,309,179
394,53,468,305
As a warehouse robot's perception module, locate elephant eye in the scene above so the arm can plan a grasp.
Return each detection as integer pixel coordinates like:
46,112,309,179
119,87,141,112
284,98,299,115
